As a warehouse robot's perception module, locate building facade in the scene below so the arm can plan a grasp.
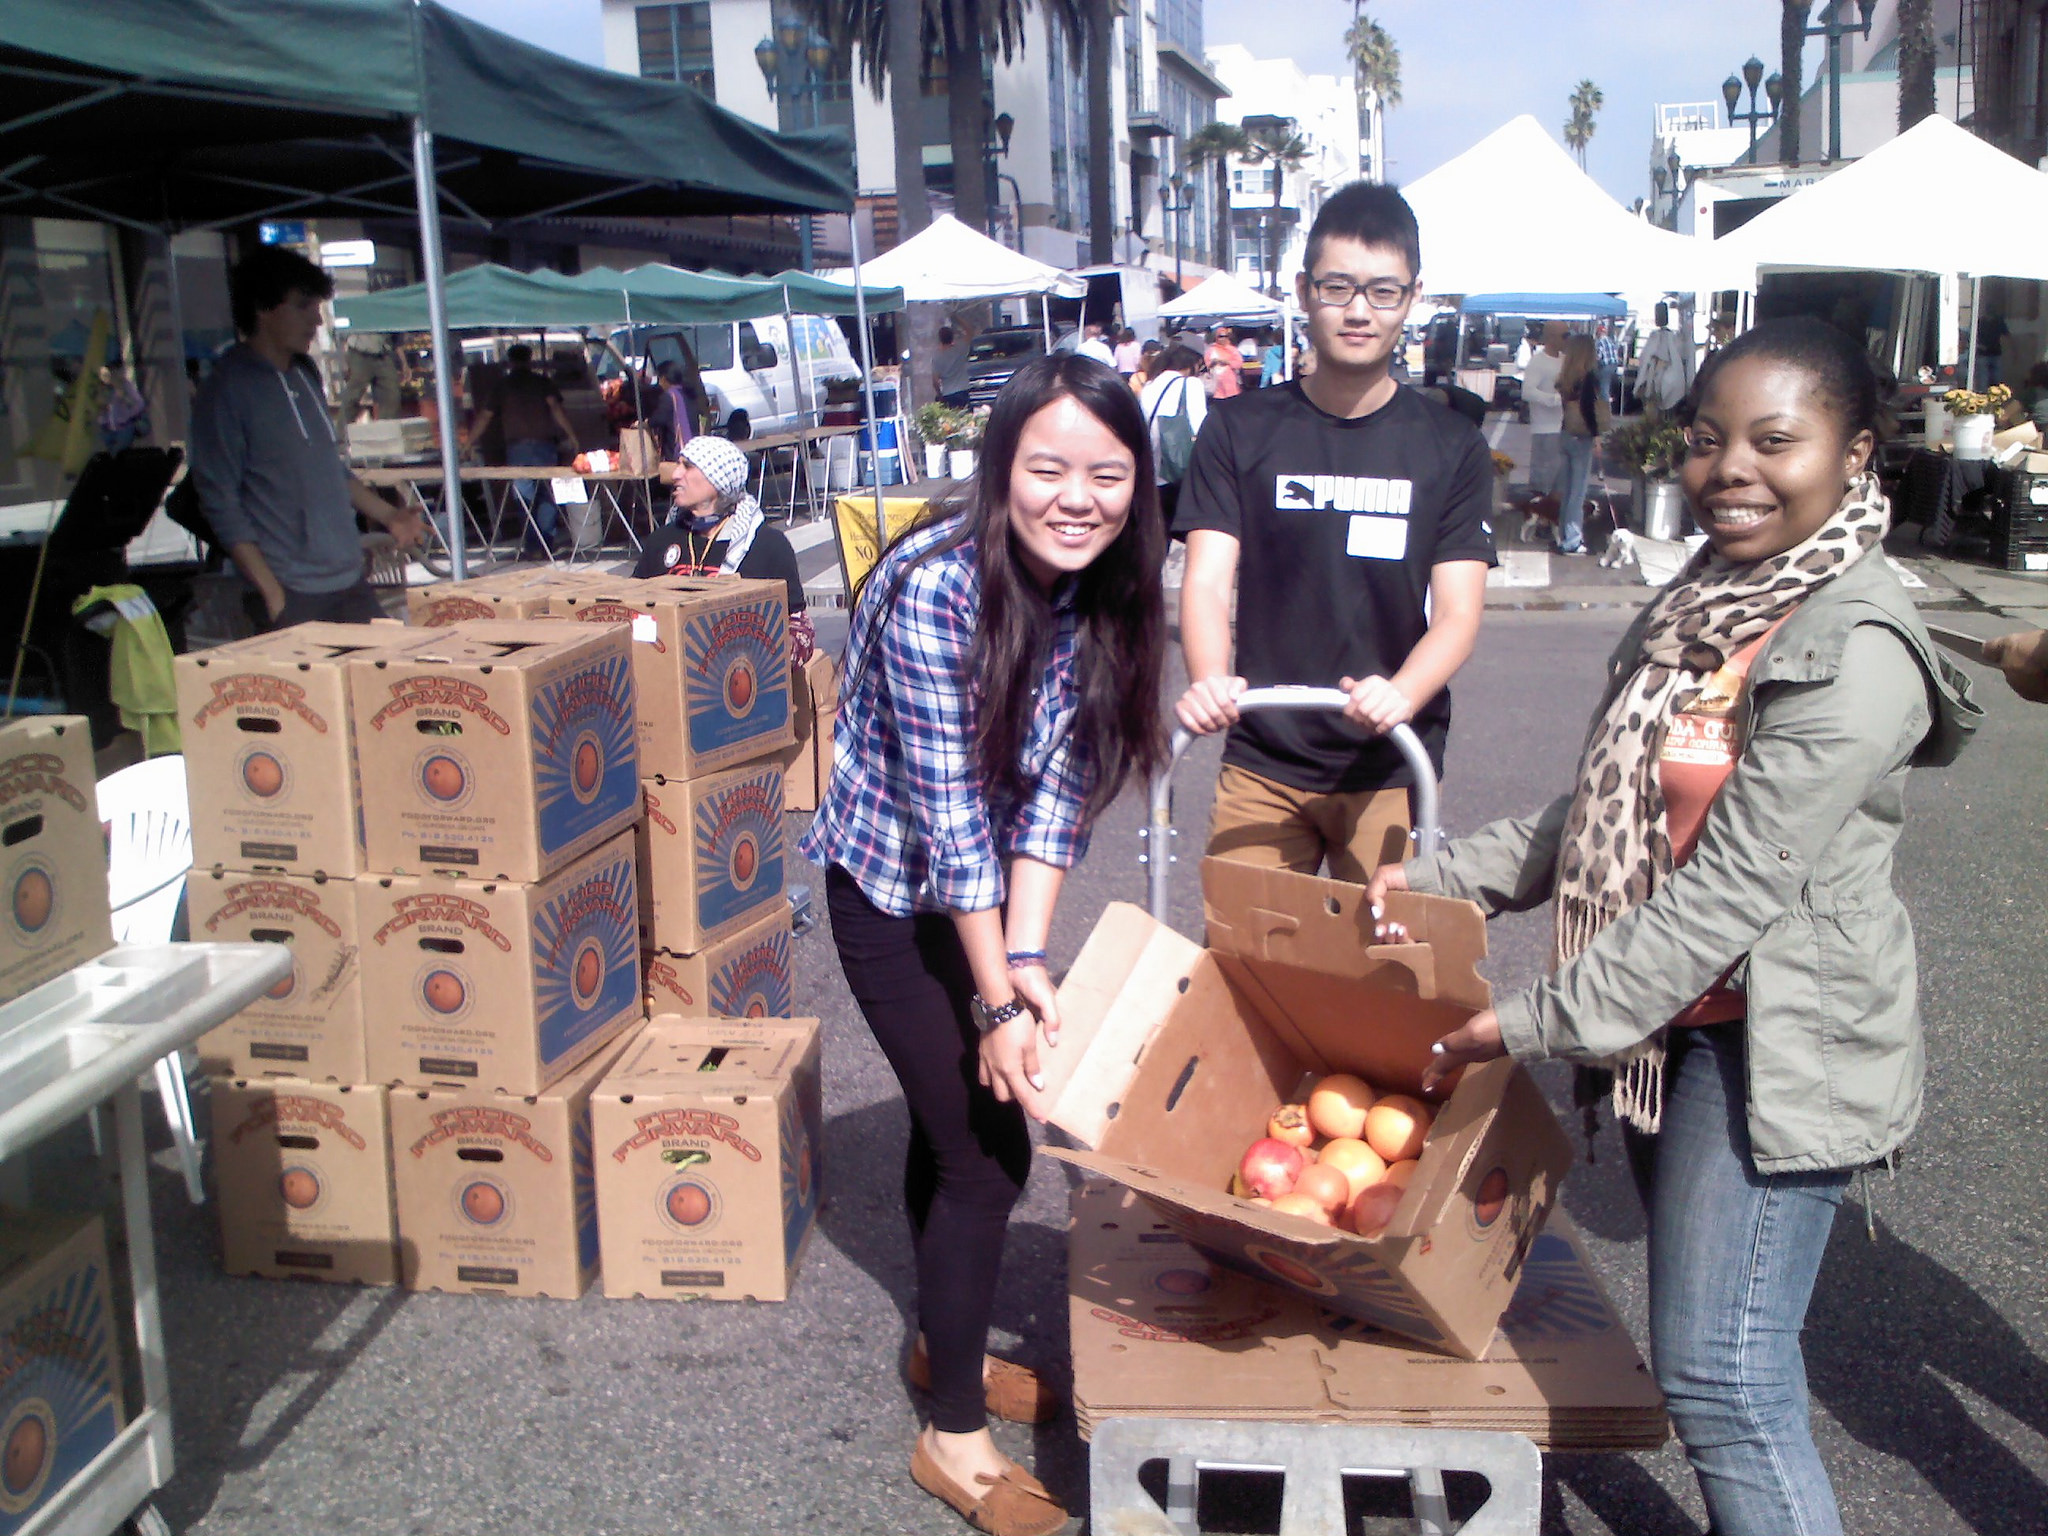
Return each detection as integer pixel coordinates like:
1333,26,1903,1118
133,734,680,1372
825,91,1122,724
1204,44,1362,292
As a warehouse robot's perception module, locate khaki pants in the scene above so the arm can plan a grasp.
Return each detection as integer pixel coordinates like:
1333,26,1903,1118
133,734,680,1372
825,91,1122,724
1206,764,1412,883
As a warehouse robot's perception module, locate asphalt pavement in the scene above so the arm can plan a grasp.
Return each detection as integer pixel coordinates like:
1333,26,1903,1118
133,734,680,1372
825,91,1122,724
31,510,2048,1534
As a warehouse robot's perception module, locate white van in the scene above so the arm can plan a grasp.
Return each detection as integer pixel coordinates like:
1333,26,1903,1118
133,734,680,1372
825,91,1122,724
601,315,861,439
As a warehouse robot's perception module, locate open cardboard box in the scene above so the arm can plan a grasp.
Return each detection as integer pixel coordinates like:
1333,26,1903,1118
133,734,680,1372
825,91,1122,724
1042,859,1574,1360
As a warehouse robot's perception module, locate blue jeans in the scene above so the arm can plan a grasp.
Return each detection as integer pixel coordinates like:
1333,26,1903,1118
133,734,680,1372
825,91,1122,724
1556,432,1594,552
504,438,560,543
1626,1025,1852,1536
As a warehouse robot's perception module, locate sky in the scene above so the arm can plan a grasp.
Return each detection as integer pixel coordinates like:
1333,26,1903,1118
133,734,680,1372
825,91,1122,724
442,0,1823,207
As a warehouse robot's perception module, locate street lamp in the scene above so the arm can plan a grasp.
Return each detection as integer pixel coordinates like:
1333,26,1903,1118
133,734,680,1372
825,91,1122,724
1655,147,1694,231
1158,174,1193,290
1722,56,1782,165
756,12,835,269
1803,0,1878,162
988,111,1022,250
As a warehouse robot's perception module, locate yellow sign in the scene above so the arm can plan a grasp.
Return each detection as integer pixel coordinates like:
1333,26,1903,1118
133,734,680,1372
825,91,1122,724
830,495,944,605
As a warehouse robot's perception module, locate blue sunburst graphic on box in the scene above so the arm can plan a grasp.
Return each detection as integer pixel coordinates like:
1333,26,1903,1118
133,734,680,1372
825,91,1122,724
1495,1232,1612,1344
779,1068,821,1266
710,928,793,1017
530,653,639,857
571,1112,599,1273
692,772,785,933
1155,1203,1447,1346
530,852,640,1066
0,1256,122,1525
682,597,790,757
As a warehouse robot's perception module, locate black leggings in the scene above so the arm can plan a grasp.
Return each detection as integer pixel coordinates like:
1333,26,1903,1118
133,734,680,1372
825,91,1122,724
825,866,1033,1433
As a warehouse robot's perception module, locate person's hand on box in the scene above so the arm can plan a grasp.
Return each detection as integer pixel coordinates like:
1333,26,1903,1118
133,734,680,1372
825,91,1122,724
1366,861,1411,943
1420,1008,1504,1097
1175,674,1246,735
1339,673,1414,735
977,1010,1049,1122
1983,627,2048,703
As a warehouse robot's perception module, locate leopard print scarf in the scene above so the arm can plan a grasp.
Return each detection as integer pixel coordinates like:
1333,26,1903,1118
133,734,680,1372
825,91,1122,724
1556,472,1889,1132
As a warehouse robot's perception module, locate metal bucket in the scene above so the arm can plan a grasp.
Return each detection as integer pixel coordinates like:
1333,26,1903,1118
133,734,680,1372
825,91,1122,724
1635,477,1691,541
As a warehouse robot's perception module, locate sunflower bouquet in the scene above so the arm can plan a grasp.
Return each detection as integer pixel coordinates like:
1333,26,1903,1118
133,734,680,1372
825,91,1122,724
1942,383,2011,417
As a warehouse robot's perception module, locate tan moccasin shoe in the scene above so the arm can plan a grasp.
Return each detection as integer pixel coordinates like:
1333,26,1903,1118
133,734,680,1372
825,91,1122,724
905,1340,1062,1424
910,1434,1069,1536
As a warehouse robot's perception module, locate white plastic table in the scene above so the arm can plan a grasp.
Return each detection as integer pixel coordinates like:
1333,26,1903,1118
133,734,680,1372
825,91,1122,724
0,943,292,1536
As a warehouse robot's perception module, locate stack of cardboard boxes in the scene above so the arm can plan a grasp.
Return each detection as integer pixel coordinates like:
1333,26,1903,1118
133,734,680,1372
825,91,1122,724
180,619,646,1296
0,715,114,1007
537,574,800,1023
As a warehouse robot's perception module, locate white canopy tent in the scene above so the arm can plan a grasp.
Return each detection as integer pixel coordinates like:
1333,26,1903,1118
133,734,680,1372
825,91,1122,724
1714,115,2048,281
1403,116,1742,297
1158,271,1284,323
855,214,1088,302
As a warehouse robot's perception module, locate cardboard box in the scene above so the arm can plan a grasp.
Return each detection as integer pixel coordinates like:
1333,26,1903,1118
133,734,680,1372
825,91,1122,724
388,1025,641,1297
210,1078,398,1284
772,652,837,814
642,905,794,1018
0,1211,126,1533
1041,860,1576,1360
637,763,785,954
0,716,112,1006
1066,1182,1666,1449
550,575,793,780
591,1017,821,1302
357,830,643,1095
189,869,365,1081
404,567,603,627
350,620,640,881
177,624,430,878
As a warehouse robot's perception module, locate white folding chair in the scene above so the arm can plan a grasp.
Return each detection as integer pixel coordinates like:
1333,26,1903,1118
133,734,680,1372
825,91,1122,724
97,754,206,1204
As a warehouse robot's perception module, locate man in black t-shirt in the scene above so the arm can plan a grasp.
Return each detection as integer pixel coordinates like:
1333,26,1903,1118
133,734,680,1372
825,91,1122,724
1174,182,1496,880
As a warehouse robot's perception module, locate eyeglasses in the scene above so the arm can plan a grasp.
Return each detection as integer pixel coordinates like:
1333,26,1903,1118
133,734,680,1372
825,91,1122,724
1307,275,1414,310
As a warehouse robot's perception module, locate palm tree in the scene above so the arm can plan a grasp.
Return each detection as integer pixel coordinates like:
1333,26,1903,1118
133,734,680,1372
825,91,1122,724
1183,119,1250,273
1897,0,1937,131
1563,79,1604,169
1085,0,1114,263
1344,10,1401,108
1778,1,1811,164
1243,118,1312,296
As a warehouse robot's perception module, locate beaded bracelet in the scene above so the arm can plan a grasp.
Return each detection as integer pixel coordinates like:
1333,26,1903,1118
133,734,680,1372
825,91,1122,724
1006,949,1048,969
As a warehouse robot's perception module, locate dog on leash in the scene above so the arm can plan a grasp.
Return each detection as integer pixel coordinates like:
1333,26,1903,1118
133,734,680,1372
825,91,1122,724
1599,527,1639,570
1517,494,1560,544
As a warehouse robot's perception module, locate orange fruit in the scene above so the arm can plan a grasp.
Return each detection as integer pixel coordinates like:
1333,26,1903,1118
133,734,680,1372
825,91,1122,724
1269,1192,1332,1225
1266,1103,1314,1148
1293,1162,1351,1218
1365,1095,1433,1163
1307,1074,1375,1139
1315,1137,1387,1200
1382,1158,1419,1189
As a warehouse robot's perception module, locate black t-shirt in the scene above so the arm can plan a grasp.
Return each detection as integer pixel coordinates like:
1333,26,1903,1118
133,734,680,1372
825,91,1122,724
487,368,563,444
633,517,806,614
1174,380,1497,793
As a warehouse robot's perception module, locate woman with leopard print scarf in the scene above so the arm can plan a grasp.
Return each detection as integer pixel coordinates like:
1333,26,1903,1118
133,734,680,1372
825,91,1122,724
1370,318,1978,1536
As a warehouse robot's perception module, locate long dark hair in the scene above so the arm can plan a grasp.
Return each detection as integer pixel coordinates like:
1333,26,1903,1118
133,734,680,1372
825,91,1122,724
852,354,1169,823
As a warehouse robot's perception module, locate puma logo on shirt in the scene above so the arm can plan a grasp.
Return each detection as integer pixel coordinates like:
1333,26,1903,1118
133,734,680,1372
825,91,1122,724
1274,474,1415,515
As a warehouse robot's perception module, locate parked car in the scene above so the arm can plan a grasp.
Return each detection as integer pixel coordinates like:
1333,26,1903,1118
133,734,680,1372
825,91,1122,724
599,314,861,439
962,324,1077,408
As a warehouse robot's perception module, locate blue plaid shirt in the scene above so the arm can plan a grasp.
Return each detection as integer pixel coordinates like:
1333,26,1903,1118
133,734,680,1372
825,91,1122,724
1595,331,1621,371
799,521,1093,916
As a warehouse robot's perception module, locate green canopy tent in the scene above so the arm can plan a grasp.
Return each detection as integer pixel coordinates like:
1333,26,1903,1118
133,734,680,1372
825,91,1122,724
0,0,874,575
333,264,646,332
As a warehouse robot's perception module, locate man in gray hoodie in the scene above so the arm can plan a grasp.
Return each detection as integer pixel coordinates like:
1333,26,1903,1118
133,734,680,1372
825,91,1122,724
191,246,422,628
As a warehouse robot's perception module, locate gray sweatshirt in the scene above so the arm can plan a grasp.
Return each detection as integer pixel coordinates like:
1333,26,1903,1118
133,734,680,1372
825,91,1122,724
190,344,362,593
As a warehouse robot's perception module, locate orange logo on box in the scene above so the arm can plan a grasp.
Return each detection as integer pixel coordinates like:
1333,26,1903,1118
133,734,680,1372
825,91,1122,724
645,960,696,1007
204,879,345,939
0,752,90,813
368,676,511,735
643,792,678,837
1,1308,101,1380
420,597,495,626
706,781,778,848
188,675,330,733
227,1095,367,1150
371,893,514,952
538,873,632,967
610,1108,762,1163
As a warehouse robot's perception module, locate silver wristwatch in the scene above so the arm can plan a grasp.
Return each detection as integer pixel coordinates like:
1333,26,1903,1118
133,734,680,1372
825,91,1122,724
970,993,1028,1035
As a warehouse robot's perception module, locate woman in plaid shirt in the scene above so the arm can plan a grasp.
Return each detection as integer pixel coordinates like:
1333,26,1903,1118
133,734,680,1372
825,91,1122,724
801,355,1168,1535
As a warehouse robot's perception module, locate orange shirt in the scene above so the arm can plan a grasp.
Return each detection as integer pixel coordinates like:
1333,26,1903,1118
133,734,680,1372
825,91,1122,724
1656,623,1784,1027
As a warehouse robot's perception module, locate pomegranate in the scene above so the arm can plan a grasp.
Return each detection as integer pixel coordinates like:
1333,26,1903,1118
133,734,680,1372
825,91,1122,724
1266,1103,1314,1148
1345,1181,1405,1238
1365,1094,1434,1163
1307,1073,1375,1139
1236,1137,1306,1201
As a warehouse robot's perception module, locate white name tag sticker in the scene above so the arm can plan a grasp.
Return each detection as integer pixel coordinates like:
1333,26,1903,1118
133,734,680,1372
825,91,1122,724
630,614,658,644
550,475,590,503
1346,513,1409,561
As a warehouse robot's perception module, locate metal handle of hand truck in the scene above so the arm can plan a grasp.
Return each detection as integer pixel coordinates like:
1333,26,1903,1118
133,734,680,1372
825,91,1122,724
1146,687,1441,922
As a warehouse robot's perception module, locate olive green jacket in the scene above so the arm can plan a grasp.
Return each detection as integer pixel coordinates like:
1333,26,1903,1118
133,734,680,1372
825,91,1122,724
1406,553,1980,1172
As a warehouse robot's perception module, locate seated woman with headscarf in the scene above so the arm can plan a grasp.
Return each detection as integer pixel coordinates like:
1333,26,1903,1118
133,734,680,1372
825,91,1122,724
635,435,815,662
